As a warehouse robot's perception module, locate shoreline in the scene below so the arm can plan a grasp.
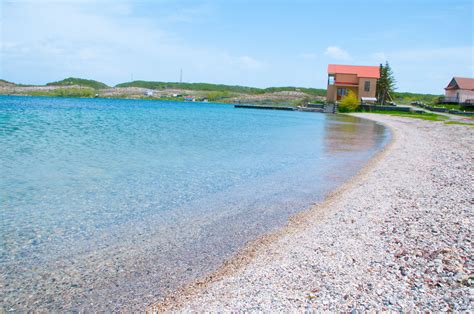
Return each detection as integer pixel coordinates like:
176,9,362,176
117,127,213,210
150,114,472,311
149,114,395,311
1,99,389,311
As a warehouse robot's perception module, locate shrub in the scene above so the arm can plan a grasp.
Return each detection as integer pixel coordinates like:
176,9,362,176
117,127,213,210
338,90,359,112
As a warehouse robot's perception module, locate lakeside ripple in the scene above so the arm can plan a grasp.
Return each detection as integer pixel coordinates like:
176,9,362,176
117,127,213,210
0,96,388,311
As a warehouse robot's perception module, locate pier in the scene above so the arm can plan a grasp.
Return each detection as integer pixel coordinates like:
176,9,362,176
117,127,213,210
234,104,295,111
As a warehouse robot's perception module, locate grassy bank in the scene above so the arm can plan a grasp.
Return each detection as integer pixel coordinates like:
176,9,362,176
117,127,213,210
359,110,448,121
393,91,441,105
444,121,474,126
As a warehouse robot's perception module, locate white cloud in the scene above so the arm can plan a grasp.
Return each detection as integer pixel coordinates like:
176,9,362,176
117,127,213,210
324,46,351,61
0,1,267,86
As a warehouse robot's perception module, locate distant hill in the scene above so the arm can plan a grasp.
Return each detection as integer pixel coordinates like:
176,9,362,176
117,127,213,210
2,77,441,104
46,77,109,89
115,80,326,96
0,79,17,86
116,80,263,94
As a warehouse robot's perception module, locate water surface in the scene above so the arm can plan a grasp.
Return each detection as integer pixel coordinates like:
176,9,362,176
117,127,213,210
0,96,388,310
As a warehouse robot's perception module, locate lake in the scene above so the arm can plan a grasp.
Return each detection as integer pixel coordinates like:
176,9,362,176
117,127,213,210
0,96,388,310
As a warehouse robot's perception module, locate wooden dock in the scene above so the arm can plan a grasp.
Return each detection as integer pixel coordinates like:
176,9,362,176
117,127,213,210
234,104,295,111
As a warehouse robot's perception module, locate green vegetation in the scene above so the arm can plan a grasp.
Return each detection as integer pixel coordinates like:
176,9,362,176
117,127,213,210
46,77,109,89
116,80,262,94
392,91,441,105
205,91,233,101
361,110,448,121
444,121,474,126
460,104,474,112
116,80,326,96
431,103,461,110
262,86,326,97
25,87,96,98
427,103,474,112
1,76,452,108
0,79,16,86
376,61,396,105
338,90,359,112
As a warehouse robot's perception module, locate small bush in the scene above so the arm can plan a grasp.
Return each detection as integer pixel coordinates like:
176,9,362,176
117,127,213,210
338,90,359,112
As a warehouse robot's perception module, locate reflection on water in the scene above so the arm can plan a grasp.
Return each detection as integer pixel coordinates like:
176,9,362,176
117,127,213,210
324,115,387,154
0,96,388,311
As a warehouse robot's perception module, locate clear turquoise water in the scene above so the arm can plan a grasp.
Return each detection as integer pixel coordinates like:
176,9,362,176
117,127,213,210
0,95,388,310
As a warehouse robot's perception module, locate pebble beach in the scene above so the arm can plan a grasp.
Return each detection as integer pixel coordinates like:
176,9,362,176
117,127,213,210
156,114,473,311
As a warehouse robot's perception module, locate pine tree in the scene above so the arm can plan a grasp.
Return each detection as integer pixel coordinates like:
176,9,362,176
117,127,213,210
376,61,396,105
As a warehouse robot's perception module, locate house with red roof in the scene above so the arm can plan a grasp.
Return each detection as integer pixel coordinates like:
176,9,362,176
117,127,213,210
326,64,380,103
443,77,474,104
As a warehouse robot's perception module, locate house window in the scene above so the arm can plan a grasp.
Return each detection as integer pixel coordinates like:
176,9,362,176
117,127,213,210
337,88,348,97
364,81,370,92
328,74,335,85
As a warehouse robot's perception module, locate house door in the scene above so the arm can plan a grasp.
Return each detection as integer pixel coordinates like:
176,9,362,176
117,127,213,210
337,88,348,100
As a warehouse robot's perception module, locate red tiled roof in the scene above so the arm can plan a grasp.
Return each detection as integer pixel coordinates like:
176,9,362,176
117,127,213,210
328,64,380,78
445,77,474,90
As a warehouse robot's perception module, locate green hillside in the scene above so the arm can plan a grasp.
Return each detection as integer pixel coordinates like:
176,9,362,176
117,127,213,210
46,77,109,89
116,80,263,94
0,79,16,86
115,80,326,96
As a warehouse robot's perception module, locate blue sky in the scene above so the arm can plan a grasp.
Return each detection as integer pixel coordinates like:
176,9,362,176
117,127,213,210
1,0,472,93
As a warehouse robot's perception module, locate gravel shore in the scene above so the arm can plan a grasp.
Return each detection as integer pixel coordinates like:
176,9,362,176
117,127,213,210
155,114,473,311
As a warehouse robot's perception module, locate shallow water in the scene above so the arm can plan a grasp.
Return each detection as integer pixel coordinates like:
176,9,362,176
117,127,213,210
0,96,388,310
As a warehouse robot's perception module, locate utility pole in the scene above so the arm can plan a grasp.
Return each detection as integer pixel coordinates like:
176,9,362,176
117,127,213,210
179,69,183,83
131,73,134,82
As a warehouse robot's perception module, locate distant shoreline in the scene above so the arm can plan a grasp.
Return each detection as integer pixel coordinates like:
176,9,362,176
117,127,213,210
0,93,309,110
0,79,326,107
0,77,443,107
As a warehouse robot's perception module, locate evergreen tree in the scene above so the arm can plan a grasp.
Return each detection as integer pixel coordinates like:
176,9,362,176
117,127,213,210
376,61,396,105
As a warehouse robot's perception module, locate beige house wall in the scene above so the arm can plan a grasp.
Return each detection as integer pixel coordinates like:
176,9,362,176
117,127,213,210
445,89,457,98
458,90,474,102
357,78,378,99
335,73,358,84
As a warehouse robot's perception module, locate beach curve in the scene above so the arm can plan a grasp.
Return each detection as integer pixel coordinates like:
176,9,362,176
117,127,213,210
150,113,472,311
